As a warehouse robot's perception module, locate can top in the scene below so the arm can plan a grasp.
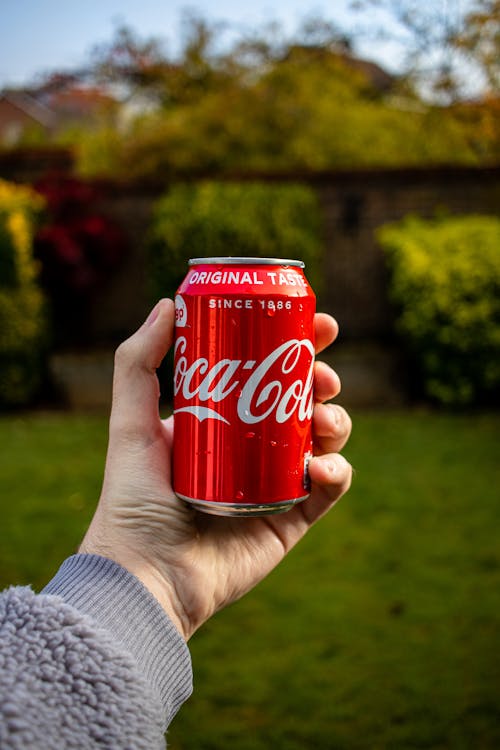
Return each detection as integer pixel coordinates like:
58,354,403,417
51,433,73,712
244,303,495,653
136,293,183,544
189,257,305,268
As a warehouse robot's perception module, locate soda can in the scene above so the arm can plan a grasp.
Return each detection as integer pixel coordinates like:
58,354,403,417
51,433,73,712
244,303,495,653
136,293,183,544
173,257,316,516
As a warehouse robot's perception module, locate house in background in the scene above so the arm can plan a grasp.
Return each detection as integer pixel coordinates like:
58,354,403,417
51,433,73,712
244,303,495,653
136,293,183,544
0,90,56,145
0,79,117,146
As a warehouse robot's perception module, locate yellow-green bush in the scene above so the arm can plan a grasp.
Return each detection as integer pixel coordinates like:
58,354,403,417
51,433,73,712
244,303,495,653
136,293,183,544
148,181,322,301
378,214,500,406
0,180,47,406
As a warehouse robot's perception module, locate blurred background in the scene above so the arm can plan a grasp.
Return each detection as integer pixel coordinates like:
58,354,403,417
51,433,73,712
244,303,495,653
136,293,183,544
0,1,499,747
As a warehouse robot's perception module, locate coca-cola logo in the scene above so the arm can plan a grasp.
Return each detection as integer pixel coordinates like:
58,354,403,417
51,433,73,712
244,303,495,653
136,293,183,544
174,294,188,327
174,336,315,425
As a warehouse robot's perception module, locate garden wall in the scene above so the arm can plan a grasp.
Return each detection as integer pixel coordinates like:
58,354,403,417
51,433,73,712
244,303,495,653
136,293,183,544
313,165,500,339
61,165,500,342
1,149,499,407
93,165,500,407
313,165,500,405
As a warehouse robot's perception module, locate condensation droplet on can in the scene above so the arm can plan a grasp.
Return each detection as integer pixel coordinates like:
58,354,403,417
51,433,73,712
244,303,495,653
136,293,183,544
245,431,255,438
270,440,277,447
236,490,245,500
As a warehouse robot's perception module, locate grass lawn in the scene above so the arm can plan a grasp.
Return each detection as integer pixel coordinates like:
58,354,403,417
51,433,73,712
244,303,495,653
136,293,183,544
1,410,499,748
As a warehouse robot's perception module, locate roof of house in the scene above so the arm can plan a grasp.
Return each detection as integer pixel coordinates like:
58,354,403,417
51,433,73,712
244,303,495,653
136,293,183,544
46,86,116,117
0,90,56,128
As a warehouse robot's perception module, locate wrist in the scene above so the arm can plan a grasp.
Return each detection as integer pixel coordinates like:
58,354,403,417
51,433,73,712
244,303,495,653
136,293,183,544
42,553,193,718
115,558,191,641
78,538,191,640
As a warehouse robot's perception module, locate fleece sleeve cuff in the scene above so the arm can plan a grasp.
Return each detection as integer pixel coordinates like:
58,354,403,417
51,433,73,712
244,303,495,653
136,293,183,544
42,553,193,724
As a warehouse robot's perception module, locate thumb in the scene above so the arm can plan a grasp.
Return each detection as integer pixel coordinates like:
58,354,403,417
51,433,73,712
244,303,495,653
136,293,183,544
109,298,175,441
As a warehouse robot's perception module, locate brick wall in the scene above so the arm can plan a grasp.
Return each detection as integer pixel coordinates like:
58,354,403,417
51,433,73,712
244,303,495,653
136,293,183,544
0,147,73,182
312,166,500,340
1,151,498,344
1,150,499,405
86,165,500,345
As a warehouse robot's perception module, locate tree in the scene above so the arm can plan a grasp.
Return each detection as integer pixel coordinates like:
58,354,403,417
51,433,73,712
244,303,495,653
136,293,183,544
350,0,499,100
90,14,236,108
27,10,498,175
90,25,170,104
107,39,484,178
453,0,500,93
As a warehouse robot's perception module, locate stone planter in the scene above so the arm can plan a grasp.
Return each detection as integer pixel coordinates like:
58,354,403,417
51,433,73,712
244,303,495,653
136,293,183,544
49,350,114,411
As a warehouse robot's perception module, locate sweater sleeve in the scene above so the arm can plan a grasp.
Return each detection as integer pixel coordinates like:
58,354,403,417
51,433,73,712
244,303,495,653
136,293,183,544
0,554,193,750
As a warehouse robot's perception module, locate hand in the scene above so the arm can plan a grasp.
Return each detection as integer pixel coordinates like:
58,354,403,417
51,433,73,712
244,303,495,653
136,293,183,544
80,299,352,640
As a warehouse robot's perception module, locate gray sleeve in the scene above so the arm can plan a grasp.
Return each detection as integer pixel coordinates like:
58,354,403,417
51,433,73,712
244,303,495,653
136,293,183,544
0,554,193,750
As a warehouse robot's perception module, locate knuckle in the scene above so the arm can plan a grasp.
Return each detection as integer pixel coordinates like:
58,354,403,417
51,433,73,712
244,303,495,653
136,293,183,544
328,403,352,436
114,340,128,366
336,454,353,484
335,453,352,475
330,455,353,495
114,336,139,370
338,405,353,436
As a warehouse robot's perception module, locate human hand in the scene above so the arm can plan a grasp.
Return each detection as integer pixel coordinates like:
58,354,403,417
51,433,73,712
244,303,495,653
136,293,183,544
80,299,352,640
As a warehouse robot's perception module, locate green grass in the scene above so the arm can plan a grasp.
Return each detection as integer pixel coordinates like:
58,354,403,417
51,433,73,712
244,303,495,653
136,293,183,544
0,413,107,588
1,411,499,748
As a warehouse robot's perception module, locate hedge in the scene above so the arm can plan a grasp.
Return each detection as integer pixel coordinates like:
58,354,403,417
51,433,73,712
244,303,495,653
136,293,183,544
378,213,500,406
0,180,47,407
148,181,322,301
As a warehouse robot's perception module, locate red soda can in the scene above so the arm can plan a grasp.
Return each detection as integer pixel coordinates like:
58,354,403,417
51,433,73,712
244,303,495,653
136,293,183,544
173,257,316,516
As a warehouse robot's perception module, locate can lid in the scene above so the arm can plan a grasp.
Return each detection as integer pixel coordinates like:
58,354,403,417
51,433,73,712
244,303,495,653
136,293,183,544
189,257,305,268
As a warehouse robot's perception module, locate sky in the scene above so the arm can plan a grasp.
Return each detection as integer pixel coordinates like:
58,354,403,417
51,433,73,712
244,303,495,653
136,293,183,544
0,0,408,88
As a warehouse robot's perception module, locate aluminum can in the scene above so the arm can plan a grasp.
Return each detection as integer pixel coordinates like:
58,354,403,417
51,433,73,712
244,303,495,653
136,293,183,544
173,257,316,516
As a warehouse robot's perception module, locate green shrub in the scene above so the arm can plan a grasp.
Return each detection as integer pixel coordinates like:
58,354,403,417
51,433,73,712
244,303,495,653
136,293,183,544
0,180,47,407
148,181,322,301
378,214,500,406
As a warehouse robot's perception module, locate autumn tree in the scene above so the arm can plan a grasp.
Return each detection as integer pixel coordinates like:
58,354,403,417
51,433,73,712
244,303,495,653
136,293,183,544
453,0,500,93
32,10,499,176
350,0,499,100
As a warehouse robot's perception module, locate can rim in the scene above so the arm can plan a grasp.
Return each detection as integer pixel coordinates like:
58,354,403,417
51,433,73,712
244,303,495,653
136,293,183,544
188,256,305,268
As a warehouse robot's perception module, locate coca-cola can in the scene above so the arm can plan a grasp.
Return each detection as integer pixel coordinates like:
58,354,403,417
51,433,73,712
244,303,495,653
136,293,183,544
173,257,316,516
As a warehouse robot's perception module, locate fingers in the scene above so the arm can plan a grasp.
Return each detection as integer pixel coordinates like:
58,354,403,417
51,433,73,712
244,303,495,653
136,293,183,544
312,315,340,404
263,448,352,553
110,299,175,440
302,452,353,525
314,313,338,354
314,360,340,402
313,402,351,455
109,306,338,442
305,349,352,524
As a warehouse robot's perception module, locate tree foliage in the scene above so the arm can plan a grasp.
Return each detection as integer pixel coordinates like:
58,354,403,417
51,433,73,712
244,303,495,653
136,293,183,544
40,10,500,177
350,0,500,100
148,181,322,301
379,214,500,406
454,0,500,93
0,181,47,406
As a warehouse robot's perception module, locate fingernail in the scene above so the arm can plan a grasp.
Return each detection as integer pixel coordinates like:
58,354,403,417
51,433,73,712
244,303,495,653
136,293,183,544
145,302,161,327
